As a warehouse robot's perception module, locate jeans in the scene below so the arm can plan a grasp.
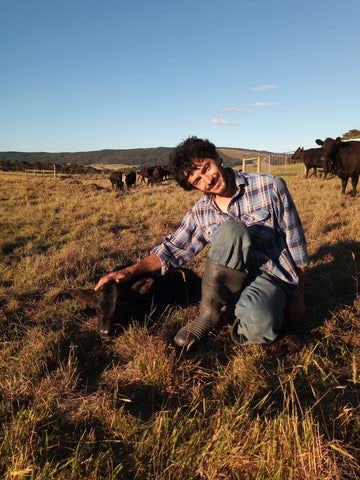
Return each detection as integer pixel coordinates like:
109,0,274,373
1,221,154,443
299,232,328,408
208,221,287,345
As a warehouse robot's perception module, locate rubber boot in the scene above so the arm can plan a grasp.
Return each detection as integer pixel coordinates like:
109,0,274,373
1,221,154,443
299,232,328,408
174,258,247,349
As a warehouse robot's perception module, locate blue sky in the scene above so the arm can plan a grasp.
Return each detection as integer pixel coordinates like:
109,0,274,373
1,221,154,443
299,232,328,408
1,0,359,153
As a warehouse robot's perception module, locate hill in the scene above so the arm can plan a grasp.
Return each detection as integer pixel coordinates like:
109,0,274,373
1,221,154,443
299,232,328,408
0,146,272,169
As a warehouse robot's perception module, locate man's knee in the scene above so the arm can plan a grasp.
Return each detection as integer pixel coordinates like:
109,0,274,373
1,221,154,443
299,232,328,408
209,221,252,270
232,281,286,344
232,312,280,344
212,221,250,245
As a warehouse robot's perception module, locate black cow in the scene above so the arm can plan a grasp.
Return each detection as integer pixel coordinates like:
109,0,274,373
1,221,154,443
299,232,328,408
291,147,328,179
316,137,360,197
110,172,124,191
162,166,171,179
125,171,136,189
54,268,201,338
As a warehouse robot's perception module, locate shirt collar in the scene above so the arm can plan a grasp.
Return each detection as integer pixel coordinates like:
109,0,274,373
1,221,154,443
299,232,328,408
203,168,247,207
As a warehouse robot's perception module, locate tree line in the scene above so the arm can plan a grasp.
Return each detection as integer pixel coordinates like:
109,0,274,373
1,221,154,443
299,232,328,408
0,147,174,168
0,159,108,175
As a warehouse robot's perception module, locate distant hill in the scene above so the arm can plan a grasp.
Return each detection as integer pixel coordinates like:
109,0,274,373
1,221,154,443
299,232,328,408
0,146,272,169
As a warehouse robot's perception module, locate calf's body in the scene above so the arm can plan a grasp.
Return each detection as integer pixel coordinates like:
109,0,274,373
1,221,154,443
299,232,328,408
57,268,201,338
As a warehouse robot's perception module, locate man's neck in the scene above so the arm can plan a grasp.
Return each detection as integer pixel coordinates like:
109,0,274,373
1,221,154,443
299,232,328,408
214,195,232,214
214,168,235,213
220,168,236,197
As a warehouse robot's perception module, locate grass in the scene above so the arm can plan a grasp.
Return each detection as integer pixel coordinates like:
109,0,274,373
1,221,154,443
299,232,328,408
0,171,360,479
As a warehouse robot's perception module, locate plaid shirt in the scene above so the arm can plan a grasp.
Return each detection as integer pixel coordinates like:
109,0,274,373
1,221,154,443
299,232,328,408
151,170,308,293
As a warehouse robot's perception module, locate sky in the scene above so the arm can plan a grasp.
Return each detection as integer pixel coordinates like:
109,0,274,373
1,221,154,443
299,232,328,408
1,0,360,154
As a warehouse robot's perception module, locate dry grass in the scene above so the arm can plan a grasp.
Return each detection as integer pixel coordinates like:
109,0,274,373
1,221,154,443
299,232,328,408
0,171,359,479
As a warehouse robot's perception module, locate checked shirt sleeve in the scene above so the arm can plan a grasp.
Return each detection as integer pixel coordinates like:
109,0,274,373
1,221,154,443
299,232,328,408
151,207,208,274
273,176,308,268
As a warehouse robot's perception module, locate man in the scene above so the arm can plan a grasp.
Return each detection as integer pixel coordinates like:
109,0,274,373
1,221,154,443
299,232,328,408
95,137,308,349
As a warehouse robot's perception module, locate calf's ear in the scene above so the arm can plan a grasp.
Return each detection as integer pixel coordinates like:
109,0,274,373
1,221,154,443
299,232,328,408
131,278,155,295
315,139,323,146
70,289,98,308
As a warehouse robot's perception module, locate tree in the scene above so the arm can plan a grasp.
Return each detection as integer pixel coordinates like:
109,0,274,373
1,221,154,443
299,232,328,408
342,129,360,140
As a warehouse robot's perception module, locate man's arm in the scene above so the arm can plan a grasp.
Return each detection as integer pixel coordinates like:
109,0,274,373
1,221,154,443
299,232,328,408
94,253,162,291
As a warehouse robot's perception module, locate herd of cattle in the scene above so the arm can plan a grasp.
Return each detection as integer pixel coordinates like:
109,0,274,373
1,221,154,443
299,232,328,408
109,138,360,197
291,137,360,197
109,165,171,192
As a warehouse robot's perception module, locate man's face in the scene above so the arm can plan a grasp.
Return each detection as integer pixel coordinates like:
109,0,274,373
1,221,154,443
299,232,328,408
186,157,233,197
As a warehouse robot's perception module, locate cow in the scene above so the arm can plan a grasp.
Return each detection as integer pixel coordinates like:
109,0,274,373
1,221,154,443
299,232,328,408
291,147,328,179
152,165,165,185
110,171,124,191
161,166,172,179
139,167,155,185
53,268,202,338
315,137,360,197
125,171,137,189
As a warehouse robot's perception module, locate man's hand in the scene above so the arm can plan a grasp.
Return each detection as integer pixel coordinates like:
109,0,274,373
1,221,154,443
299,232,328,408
94,253,162,292
284,266,306,326
94,269,132,291
284,294,306,325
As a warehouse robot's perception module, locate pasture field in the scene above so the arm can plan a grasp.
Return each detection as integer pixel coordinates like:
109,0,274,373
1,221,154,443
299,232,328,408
0,172,360,479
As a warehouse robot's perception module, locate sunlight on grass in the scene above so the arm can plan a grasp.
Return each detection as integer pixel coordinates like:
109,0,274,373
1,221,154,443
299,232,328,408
0,172,359,479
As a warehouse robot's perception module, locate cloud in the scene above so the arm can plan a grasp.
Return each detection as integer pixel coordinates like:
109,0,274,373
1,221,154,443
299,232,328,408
254,102,277,107
211,118,239,125
216,107,252,113
250,85,278,91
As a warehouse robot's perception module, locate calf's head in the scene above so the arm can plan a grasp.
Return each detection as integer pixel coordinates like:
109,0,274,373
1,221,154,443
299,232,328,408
69,277,156,338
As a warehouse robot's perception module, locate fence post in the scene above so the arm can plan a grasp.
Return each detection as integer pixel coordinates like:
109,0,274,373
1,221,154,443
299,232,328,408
53,165,56,178
242,158,246,172
257,156,261,173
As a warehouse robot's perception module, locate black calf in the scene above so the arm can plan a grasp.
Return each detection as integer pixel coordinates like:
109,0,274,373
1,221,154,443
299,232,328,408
54,268,201,338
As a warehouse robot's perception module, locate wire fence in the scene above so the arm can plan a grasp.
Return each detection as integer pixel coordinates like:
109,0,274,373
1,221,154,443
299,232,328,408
238,153,304,176
24,165,57,178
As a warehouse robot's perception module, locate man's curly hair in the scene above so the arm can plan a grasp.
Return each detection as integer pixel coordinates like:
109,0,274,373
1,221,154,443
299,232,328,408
169,136,220,191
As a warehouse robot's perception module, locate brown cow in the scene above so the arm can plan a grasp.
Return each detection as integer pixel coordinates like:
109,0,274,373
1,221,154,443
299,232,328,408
139,167,155,185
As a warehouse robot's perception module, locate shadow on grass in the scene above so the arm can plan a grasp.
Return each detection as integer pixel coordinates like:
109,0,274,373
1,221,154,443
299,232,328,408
305,240,360,332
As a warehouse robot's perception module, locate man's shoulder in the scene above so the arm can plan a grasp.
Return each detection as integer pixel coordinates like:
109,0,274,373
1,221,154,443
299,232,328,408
189,193,211,212
237,171,280,187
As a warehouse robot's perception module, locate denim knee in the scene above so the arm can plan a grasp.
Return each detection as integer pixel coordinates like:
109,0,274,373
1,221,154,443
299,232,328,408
232,275,286,344
208,221,252,270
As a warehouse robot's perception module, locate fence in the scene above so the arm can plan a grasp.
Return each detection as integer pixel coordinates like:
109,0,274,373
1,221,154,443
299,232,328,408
25,165,57,178
240,153,304,176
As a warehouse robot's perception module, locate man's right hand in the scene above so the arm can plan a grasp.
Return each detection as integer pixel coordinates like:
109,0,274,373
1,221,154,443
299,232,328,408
94,253,163,292
94,269,132,291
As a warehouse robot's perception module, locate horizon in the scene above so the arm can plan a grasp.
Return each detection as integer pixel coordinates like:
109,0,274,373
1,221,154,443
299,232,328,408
0,144,273,155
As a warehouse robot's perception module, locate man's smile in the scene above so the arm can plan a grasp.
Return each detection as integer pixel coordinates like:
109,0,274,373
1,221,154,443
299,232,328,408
207,175,219,191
